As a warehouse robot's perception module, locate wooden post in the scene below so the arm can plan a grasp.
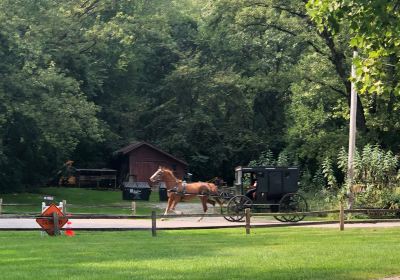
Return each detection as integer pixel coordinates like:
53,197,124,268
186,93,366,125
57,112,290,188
131,201,136,215
245,208,251,235
339,202,345,231
62,200,67,215
53,212,60,236
0,198,2,215
151,211,157,237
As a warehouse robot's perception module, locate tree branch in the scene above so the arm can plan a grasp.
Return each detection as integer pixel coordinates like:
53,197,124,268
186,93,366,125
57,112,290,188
242,21,297,36
305,77,347,97
78,0,100,19
79,40,97,54
247,2,307,19
306,40,329,57
243,20,329,57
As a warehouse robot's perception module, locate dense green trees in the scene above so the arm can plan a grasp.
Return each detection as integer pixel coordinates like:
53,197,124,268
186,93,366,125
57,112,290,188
1,0,399,192
0,0,106,191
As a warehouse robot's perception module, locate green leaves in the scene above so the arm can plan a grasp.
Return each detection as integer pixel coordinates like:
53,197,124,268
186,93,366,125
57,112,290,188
322,157,337,189
0,0,111,191
307,0,400,96
1,0,400,192
330,144,399,188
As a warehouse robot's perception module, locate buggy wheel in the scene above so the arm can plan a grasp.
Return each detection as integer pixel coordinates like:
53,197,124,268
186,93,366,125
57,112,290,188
223,214,236,222
224,195,252,222
275,193,308,222
219,192,234,221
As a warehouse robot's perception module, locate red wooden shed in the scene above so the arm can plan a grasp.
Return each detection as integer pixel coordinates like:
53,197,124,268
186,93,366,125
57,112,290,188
114,141,188,183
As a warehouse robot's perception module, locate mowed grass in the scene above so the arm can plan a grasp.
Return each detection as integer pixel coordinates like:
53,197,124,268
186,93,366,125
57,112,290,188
1,227,400,280
1,187,163,215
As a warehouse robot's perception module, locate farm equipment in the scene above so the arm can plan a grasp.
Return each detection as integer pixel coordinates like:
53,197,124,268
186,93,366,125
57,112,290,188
56,160,77,186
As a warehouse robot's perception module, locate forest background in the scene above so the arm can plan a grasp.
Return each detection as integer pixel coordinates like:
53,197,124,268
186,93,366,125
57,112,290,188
1,0,400,196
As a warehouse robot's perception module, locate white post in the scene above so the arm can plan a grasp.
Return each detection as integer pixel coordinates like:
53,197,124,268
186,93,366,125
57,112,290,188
62,200,67,215
347,50,358,209
131,201,136,215
0,198,2,215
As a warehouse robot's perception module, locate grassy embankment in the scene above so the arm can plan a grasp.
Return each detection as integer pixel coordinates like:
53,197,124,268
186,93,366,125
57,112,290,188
0,227,400,280
0,187,163,215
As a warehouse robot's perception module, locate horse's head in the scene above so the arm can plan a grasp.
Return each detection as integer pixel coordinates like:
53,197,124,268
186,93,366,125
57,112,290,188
149,166,164,183
149,166,177,188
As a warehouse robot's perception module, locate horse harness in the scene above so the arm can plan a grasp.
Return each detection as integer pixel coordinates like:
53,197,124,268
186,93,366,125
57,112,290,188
161,173,212,197
168,181,213,197
169,180,188,196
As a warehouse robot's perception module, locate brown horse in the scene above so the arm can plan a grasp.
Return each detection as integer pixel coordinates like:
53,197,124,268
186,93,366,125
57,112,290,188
149,167,222,221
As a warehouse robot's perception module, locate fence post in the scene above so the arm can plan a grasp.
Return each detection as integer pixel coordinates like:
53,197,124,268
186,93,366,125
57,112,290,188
151,211,157,237
339,202,345,231
0,198,2,215
62,200,67,215
53,212,60,236
245,208,251,235
131,202,136,215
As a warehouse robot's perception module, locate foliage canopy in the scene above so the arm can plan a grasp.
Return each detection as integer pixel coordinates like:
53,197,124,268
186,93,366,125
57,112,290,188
1,0,400,193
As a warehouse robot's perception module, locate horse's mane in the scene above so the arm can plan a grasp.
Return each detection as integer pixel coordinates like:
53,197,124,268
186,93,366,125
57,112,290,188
161,166,173,172
161,167,181,181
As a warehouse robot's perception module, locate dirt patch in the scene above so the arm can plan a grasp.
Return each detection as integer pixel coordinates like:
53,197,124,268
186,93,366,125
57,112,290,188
149,202,211,213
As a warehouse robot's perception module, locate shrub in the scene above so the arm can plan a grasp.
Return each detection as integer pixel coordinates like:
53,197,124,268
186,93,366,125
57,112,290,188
323,144,400,209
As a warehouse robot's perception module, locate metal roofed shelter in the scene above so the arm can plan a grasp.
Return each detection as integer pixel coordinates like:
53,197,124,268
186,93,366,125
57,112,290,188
76,168,117,188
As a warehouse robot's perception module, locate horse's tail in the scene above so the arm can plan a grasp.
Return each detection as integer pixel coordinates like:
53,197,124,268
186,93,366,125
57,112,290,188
206,183,219,194
197,183,218,194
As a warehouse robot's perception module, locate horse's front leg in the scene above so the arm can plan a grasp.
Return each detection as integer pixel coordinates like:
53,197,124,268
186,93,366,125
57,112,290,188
161,197,174,221
170,196,183,215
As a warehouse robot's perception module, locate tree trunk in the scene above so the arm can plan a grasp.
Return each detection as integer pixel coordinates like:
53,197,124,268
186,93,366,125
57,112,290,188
319,28,367,131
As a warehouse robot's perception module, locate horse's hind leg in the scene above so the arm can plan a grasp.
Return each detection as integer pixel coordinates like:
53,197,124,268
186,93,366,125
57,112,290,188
210,197,223,214
207,199,216,214
197,196,208,222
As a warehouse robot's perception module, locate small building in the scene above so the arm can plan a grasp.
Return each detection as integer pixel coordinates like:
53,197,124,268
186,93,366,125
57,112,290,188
114,141,188,184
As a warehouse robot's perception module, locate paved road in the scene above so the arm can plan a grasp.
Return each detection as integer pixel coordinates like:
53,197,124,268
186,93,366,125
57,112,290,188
2,202,400,230
2,216,400,230
0,216,279,230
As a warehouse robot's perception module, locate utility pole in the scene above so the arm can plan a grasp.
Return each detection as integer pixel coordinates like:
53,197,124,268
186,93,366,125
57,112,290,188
347,50,358,209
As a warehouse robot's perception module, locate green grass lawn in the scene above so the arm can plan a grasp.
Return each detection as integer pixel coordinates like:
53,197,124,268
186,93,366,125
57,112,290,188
0,227,400,280
0,187,164,215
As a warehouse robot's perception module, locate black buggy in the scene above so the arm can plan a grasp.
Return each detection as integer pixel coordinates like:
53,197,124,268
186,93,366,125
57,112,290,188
221,166,308,222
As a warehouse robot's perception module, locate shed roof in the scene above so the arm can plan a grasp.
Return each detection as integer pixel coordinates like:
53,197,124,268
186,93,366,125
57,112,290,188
114,141,188,166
